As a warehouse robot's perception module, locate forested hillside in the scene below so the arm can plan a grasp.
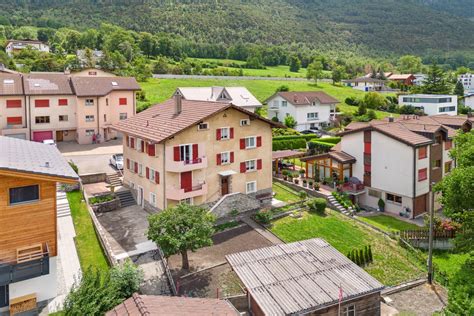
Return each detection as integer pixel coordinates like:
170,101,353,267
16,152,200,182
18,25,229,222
0,0,473,58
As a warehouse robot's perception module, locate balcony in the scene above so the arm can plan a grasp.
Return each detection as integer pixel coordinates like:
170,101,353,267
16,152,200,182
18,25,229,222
341,182,365,195
166,182,208,200
165,144,208,172
0,244,50,286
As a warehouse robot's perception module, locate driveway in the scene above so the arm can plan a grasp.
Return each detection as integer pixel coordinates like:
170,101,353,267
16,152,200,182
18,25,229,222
68,154,117,175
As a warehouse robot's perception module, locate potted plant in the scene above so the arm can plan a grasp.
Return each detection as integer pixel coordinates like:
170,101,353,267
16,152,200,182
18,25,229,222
308,180,313,189
294,177,299,185
378,198,385,212
299,168,305,178
302,179,307,187
282,170,288,181
314,182,320,191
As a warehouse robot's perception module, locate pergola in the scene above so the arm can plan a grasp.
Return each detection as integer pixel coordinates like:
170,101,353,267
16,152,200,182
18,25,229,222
272,150,306,174
300,151,356,182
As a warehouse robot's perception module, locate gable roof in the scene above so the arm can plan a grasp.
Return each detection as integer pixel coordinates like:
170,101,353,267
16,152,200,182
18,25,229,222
266,91,339,105
71,76,140,97
226,238,383,316
388,74,415,80
106,293,238,316
0,136,79,182
23,73,73,95
342,77,386,84
0,73,24,96
112,98,281,143
175,86,262,108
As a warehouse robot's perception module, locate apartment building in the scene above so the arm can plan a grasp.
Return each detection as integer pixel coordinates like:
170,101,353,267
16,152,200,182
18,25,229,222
399,94,458,116
0,68,140,144
458,73,474,93
0,136,78,313
5,40,50,57
112,96,277,214
301,115,472,218
266,91,339,131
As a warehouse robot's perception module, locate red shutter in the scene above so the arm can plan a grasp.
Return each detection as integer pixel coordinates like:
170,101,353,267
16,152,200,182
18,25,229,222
134,162,138,173
58,99,68,106
119,98,127,105
257,136,262,147
7,117,22,125
240,162,246,173
257,159,262,170
230,127,234,139
126,159,130,169
216,153,221,166
35,99,49,107
240,138,245,149
230,152,234,163
131,137,135,149
216,129,221,140
146,167,149,179
125,136,129,147
141,140,145,152
192,144,198,160
148,143,155,156
155,171,160,184
174,146,180,161
6,100,21,108
364,142,371,154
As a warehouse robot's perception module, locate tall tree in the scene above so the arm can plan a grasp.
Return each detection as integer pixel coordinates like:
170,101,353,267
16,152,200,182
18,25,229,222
147,203,215,270
422,62,450,94
454,80,464,97
397,55,422,73
307,58,323,85
289,55,301,72
331,66,345,84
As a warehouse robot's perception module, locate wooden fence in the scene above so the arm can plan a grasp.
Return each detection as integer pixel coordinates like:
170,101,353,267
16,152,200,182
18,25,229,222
400,229,456,240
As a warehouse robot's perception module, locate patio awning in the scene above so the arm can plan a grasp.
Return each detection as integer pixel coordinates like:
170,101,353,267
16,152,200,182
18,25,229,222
272,150,305,161
300,150,356,164
218,170,237,177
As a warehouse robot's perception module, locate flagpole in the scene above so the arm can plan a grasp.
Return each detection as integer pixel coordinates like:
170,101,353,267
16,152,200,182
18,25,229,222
338,283,342,316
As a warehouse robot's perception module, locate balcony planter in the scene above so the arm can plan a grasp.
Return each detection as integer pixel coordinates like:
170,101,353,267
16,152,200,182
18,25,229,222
308,181,313,189
314,182,320,191
302,179,307,187
294,178,299,185
299,168,306,177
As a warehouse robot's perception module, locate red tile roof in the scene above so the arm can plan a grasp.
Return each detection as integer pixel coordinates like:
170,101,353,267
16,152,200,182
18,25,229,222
106,293,239,316
267,91,339,105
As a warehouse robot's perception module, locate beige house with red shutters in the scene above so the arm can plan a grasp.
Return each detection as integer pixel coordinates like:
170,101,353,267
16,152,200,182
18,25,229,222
0,68,140,144
112,96,278,215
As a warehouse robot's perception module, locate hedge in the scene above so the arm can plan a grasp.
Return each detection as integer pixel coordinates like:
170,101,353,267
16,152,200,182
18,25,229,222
273,134,319,141
315,136,341,144
307,140,335,152
273,139,307,151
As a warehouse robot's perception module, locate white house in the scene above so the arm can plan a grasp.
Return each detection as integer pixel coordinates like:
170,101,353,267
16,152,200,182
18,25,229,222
266,91,339,131
464,94,474,109
458,73,474,94
399,94,458,116
174,87,261,112
413,74,426,86
342,77,386,92
5,40,50,57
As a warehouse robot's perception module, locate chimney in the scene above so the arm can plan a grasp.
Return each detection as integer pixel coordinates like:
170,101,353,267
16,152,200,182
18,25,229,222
388,115,394,123
174,94,182,115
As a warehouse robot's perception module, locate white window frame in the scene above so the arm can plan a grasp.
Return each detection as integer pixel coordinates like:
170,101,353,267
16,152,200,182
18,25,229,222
220,127,230,140
307,112,319,121
85,99,94,106
386,193,402,205
138,163,143,177
149,168,156,183
240,119,250,126
246,181,257,194
179,144,194,162
85,115,95,122
343,304,355,316
136,138,142,152
281,100,288,107
245,160,256,172
198,122,209,130
180,197,193,205
221,151,230,165
85,129,94,136
149,192,157,207
245,136,257,149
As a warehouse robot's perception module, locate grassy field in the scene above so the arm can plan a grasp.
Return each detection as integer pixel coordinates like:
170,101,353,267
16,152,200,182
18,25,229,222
67,191,109,273
357,214,421,233
433,251,469,281
270,209,425,285
272,182,301,203
140,78,395,119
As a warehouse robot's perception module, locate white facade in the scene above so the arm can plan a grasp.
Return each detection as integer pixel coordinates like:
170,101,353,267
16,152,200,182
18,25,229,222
267,95,336,131
413,74,426,86
458,73,474,93
464,94,474,109
399,94,458,116
5,40,50,57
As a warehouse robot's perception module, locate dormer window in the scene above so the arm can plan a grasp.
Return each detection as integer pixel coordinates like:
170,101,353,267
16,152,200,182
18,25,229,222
34,83,40,87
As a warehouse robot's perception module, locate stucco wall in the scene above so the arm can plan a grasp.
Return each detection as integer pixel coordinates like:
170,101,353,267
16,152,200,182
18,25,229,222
340,132,365,180
30,95,77,134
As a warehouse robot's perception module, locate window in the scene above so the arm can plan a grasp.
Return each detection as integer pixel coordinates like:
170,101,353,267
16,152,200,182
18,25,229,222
240,119,250,126
179,144,193,162
106,98,109,106
387,193,402,204
198,122,209,130
35,99,49,107
85,99,94,106
433,159,441,168
439,106,456,113
245,136,256,149
180,198,193,205
58,99,68,106
59,115,68,122
220,127,230,140
445,161,452,173
9,185,39,205
418,146,427,159
221,152,230,164
246,181,257,194
149,168,156,182
136,138,142,152
281,101,288,107
149,193,157,207
6,100,21,108
119,98,127,105
307,112,319,121
85,115,94,122
343,304,355,316
104,114,107,122
35,116,50,124
120,113,128,120
418,168,427,181
445,140,452,150
245,160,256,172
85,129,94,136
7,117,22,125
138,164,143,177
368,189,381,198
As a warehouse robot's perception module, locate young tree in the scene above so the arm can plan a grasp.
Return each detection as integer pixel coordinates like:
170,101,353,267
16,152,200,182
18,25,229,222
370,68,377,79
454,80,464,97
397,55,422,74
147,203,215,270
307,58,323,84
110,260,143,299
289,55,301,72
284,115,297,129
422,62,450,94
378,68,387,80
357,104,367,116
331,66,345,85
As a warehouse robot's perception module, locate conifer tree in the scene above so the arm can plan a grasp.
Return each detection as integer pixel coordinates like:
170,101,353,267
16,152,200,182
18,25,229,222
368,245,373,262
422,62,450,94
454,80,464,97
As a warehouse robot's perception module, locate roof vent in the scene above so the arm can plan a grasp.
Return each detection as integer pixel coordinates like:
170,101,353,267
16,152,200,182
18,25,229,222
3,79,14,84
111,81,118,86
44,162,50,168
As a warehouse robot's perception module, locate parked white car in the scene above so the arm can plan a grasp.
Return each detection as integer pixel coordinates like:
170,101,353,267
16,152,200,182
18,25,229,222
110,154,124,170
42,139,56,146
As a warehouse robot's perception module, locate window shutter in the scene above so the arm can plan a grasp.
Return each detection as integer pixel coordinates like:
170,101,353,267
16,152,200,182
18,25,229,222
131,137,135,149
230,127,234,139
7,117,22,125
216,129,221,140
240,162,246,173
240,138,245,149
134,162,138,173
126,159,130,169
141,140,145,152
216,153,221,165
125,136,129,147
146,167,149,179
257,159,262,170
6,100,21,108
148,143,155,156
230,152,234,163
155,171,160,184
192,144,198,160
35,99,49,107
257,136,262,147
173,146,180,161
119,98,127,105
58,99,68,106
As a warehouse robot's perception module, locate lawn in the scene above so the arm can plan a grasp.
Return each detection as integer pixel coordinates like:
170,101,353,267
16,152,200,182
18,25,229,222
270,209,425,285
139,78,395,119
67,191,109,273
357,214,421,234
272,182,301,203
432,251,470,282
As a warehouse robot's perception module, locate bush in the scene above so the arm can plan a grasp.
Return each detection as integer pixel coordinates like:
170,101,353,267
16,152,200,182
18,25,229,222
69,160,79,174
110,260,144,299
378,198,385,211
255,210,272,224
306,198,326,214
89,195,114,205
272,139,307,151
273,134,319,141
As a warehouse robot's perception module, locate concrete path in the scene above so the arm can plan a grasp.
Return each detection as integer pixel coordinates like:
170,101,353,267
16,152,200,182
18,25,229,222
58,139,123,157
241,217,283,245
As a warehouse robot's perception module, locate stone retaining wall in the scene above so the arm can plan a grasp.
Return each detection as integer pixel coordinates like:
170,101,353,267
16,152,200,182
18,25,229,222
91,197,121,213
80,173,107,184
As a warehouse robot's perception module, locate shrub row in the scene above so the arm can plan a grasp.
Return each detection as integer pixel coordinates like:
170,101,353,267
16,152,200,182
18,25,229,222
307,140,335,152
347,245,373,266
273,134,319,141
272,139,307,151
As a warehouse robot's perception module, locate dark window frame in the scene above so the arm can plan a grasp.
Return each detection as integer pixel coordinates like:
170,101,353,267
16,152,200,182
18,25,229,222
9,184,40,205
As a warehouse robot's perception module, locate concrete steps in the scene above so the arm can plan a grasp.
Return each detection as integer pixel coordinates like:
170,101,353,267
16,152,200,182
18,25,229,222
57,191,72,218
116,190,136,207
106,173,122,187
327,195,353,216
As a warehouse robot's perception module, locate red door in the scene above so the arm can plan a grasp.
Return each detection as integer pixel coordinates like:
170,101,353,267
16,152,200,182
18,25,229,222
33,131,53,142
181,171,192,192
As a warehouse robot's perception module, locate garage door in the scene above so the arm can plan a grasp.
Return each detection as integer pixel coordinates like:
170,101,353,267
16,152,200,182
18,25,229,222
33,131,53,142
6,133,27,140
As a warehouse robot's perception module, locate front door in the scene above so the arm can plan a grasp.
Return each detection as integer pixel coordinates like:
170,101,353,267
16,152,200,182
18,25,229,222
181,171,192,192
56,130,63,142
221,176,229,196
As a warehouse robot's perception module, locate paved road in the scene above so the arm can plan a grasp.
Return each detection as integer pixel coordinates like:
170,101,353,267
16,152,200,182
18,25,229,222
153,74,333,82
68,154,117,175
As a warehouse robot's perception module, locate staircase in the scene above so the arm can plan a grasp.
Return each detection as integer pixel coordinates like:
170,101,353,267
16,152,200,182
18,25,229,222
57,191,72,218
106,172,122,187
327,194,354,216
116,190,136,207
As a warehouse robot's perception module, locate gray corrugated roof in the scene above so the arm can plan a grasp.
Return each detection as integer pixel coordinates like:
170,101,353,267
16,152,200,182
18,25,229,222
0,136,79,181
226,238,384,316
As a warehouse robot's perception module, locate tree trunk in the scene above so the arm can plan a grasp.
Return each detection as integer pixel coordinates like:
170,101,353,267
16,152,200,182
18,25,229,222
181,250,189,270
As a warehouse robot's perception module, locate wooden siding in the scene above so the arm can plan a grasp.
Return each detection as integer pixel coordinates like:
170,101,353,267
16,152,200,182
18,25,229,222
0,175,57,264
413,193,428,217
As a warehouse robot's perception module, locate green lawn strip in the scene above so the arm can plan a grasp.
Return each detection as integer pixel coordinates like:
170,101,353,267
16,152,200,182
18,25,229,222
357,214,420,233
272,182,300,203
270,210,425,285
139,78,396,119
67,191,109,273
432,251,469,282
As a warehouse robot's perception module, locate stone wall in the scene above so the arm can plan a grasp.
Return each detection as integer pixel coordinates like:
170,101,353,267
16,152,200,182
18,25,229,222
80,173,107,184
91,197,121,213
